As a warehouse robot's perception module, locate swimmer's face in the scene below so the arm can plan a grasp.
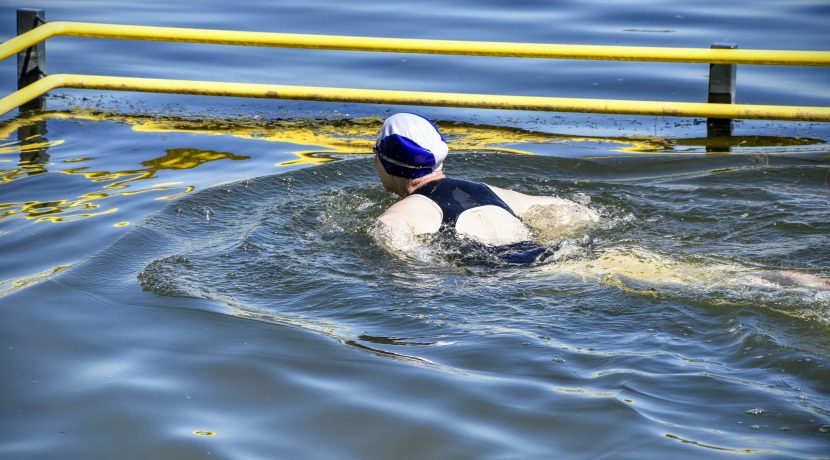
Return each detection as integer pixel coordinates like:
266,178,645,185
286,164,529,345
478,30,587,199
374,154,395,193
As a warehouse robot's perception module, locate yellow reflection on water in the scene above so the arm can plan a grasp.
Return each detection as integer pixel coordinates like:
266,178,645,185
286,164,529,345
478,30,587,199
0,140,63,155
664,433,772,455
34,207,119,223
0,144,247,223
0,264,71,297
143,148,250,170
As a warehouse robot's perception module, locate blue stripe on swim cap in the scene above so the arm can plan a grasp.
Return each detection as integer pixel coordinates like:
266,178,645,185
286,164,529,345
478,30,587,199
375,133,437,179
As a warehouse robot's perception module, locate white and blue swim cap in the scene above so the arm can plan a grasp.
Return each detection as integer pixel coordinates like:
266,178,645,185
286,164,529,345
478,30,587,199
374,113,448,179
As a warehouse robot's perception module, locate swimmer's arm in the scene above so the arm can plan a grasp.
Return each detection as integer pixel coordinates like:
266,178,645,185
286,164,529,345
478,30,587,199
373,213,421,253
487,185,582,217
373,195,442,253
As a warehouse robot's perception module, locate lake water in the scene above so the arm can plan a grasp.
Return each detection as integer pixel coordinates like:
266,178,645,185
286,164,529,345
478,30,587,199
1,1,829,459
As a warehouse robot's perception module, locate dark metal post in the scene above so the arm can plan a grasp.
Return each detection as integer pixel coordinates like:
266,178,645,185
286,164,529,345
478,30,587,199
707,42,737,139
17,8,46,112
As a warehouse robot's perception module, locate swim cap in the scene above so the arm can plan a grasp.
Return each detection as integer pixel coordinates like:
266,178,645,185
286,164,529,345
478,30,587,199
374,113,448,179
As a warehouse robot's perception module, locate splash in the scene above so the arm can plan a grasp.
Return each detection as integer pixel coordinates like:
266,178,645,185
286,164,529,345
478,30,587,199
522,198,601,244
547,245,830,320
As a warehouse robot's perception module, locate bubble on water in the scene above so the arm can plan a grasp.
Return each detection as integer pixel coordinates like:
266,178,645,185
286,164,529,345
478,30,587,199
819,424,830,433
779,426,791,431
750,425,761,430
193,430,216,437
571,192,591,206
746,408,766,416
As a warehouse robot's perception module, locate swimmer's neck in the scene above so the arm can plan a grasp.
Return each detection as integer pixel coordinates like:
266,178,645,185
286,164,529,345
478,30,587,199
401,171,445,197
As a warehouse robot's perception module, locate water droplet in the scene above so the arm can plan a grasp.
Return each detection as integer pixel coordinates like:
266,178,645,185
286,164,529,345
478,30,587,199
746,408,765,416
779,426,790,431
819,424,830,433
751,425,761,430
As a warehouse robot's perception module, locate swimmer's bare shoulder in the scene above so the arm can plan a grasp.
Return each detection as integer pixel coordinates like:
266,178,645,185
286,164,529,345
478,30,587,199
377,194,442,235
373,195,441,254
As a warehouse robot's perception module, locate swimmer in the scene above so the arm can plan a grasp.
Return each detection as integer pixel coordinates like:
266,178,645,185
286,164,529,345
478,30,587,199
371,113,599,263
369,113,828,304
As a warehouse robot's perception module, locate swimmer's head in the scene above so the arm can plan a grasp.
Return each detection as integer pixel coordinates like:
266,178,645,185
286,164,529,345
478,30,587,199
374,113,448,179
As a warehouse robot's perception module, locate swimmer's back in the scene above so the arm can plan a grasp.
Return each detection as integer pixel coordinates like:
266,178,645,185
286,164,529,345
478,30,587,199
410,178,531,245
375,177,600,254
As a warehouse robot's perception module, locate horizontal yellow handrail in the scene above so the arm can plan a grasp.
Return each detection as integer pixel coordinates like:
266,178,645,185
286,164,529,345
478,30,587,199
2,21,830,66
2,74,828,121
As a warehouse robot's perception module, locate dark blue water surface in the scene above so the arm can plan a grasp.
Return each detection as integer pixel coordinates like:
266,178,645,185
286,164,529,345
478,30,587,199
1,1,829,459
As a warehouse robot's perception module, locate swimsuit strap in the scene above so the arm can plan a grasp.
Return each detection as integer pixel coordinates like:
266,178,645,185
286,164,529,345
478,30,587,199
411,178,518,228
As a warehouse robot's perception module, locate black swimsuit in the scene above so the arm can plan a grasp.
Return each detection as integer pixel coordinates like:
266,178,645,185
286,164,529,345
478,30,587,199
411,178,519,228
411,178,556,265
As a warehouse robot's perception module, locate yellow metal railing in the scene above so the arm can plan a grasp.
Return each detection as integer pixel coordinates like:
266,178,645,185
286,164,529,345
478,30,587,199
2,75,829,122
1,19,829,121
3,21,830,66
